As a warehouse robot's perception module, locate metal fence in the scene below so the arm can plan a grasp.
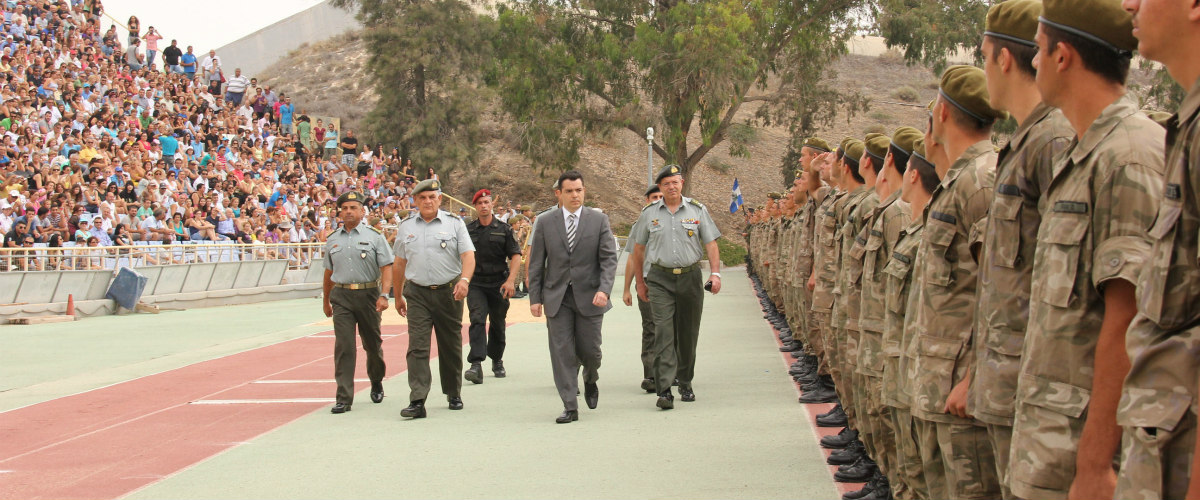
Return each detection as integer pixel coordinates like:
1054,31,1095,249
0,242,325,273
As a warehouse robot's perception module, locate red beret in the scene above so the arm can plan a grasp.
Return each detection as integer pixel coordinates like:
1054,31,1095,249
472,189,491,204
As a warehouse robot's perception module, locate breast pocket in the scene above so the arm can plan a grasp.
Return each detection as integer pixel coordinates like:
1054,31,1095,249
862,232,884,282
883,254,913,314
681,221,699,239
924,217,956,288
1138,199,1182,326
436,233,457,254
989,191,1022,269
1033,213,1088,308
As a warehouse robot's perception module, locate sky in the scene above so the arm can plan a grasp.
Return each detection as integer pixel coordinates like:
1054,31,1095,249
97,0,327,54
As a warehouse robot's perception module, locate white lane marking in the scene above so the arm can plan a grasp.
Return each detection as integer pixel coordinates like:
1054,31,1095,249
251,379,367,384
307,334,400,338
189,398,334,405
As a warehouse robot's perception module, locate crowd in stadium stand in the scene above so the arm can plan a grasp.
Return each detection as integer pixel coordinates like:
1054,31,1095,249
0,1,534,270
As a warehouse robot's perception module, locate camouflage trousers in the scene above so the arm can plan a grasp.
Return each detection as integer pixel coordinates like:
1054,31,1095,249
862,374,904,500
1115,408,1196,500
825,324,854,424
984,423,1015,500
913,417,1000,500
809,311,830,376
1009,396,1086,500
890,407,928,500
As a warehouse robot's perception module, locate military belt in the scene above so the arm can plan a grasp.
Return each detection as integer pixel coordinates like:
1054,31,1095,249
334,282,379,290
652,263,700,275
408,275,461,290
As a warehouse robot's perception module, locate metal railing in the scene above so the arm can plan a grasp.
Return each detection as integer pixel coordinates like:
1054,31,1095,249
0,242,325,273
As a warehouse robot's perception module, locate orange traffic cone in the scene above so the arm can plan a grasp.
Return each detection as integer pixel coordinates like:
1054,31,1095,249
66,294,75,316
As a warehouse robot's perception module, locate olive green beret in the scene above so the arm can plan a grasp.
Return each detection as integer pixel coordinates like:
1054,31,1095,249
397,209,411,218
509,214,527,223
910,138,935,171
940,65,1008,123
520,205,532,211
644,184,661,197
1143,110,1172,127
1041,0,1137,54
844,140,865,166
838,136,855,155
655,164,683,184
891,127,923,155
767,192,783,200
803,137,831,153
864,135,890,164
412,178,442,196
985,0,1042,48
336,191,364,207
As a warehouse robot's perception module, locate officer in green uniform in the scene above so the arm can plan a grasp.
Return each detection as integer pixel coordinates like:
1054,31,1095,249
623,184,664,393
392,179,476,419
630,164,722,410
322,191,395,414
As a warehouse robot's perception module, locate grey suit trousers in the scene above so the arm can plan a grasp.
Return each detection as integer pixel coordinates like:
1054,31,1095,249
547,287,603,411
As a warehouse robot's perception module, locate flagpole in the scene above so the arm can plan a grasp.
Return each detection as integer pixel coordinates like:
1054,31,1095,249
646,127,654,186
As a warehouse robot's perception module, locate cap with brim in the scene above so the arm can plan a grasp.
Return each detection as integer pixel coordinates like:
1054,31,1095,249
655,164,683,184
1040,0,1137,55
864,135,890,166
803,137,831,153
278,220,293,229
644,185,661,197
336,191,364,207
412,179,441,196
889,127,923,170
940,65,1008,123
985,0,1042,48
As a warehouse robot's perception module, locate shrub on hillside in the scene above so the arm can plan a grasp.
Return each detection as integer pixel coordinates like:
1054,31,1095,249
891,86,919,103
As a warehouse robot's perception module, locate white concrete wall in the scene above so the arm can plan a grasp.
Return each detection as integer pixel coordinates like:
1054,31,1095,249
214,1,361,78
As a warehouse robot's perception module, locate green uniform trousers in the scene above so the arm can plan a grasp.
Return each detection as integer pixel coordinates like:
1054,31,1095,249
330,287,386,405
403,283,464,402
647,266,704,395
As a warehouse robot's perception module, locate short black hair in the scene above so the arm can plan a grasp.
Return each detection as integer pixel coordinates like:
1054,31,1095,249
912,156,941,194
557,170,583,187
847,160,865,185
1042,23,1131,86
988,36,1038,79
943,95,996,133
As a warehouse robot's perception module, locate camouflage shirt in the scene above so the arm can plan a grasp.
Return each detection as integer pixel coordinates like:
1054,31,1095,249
908,140,996,424
970,104,1073,426
858,190,911,378
1117,81,1200,434
794,186,829,288
811,189,847,313
835,189,879,336
884,218,924,409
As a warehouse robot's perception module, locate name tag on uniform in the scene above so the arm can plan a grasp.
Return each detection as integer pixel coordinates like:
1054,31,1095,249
1053,201,1089,214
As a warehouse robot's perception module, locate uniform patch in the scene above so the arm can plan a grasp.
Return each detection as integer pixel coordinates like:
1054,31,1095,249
930,211,957,224
892,252,912,265
1053,201,1089,214
997,184,1021,196
1165,183,1182,200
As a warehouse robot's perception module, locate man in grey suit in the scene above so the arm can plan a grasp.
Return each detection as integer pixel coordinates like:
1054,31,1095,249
528,170,619,424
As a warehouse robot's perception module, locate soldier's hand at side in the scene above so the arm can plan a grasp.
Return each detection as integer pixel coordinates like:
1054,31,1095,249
375,296,388,313
323,301,332,318
943,377,971,419
1068,467,1116,500
501,280,515,299
395,296,407,317
453,280,469,301
592,291,608,308
709,275,722,295
622,289,633,307
530,303,542,317
807,274,816,292
636,281,648,302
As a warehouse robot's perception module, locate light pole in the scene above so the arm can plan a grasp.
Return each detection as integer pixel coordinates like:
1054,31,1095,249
646,127,654,187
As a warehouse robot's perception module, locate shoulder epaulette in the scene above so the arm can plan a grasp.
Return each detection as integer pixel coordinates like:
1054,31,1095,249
366,225,382,234
687,197,704,208
642,200,663,212
440,210,461,220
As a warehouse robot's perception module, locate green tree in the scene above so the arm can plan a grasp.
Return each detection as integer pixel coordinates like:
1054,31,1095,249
331,0,494,183
490,0,869,193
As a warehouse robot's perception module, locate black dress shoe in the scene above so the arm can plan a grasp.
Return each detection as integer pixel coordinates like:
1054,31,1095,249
656,392,674,410
818,403,843,420
448,396,464,410
492,360,506,378
584,383,599,409
330,402,351,414
464,363,483,384
817,410,848,427
826,441,865,465
640,378,656,393
555,409,578,423
821,428,859,449
842,475,878,500
400,400,426,418
679,385,695,402
834,459,877,482
370,381,384,403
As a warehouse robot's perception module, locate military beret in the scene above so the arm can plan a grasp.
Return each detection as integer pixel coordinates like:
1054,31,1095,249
412,178,441,196
864,135,890,165
336,191,364,207
655,164,683,184
843,140,865,168
940,65,1008,123
803,137,831,153
397,209,411,218
520,205,532,211
910,138,935,172
509,214,527,223
767,192,783,200
985,0,1042,48
471,188,491,204
839,137,855,156
889,126,923,171
1041,0,1137,54
644,184,661,197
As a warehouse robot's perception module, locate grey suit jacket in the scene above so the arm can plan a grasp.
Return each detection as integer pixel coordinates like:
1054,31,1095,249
528,207,618,318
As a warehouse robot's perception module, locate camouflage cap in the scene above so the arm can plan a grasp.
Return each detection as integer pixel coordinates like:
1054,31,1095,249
336,191,364,207
655,164,683,184
803,137,831,153
940,65,1008,123
985,0,1042,48
1041,0,1137,54
412,178,441,196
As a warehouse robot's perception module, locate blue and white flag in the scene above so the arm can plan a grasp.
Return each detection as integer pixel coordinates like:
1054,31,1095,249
730,178,744,214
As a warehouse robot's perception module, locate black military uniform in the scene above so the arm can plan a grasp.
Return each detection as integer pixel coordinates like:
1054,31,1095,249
464,189,523,383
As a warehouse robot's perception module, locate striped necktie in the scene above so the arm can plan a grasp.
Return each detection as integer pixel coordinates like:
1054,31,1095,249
567,213,577,252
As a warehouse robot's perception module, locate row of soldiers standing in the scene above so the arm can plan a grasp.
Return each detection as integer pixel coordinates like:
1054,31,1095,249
745,0,1200,499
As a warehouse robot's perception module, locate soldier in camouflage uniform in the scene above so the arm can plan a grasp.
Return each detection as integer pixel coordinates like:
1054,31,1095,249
788,138,833,372
1116,2,1200,499
805,142,852,406
969,2,1074,498
781,187,807,353
1009,2,1165,499
907,65,1006,500
854,128,920,499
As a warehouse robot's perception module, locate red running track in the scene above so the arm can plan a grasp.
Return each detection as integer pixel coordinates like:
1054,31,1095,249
0,324,465,500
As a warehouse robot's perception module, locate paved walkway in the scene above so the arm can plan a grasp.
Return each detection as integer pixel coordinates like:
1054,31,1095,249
0,268,837,499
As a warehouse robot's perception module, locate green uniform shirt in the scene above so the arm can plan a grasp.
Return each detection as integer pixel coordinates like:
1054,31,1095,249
811,190,847,313
323,223,394,284
631,197,720,267
883,218,924,409
393,210,475,286
857,190,910,377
